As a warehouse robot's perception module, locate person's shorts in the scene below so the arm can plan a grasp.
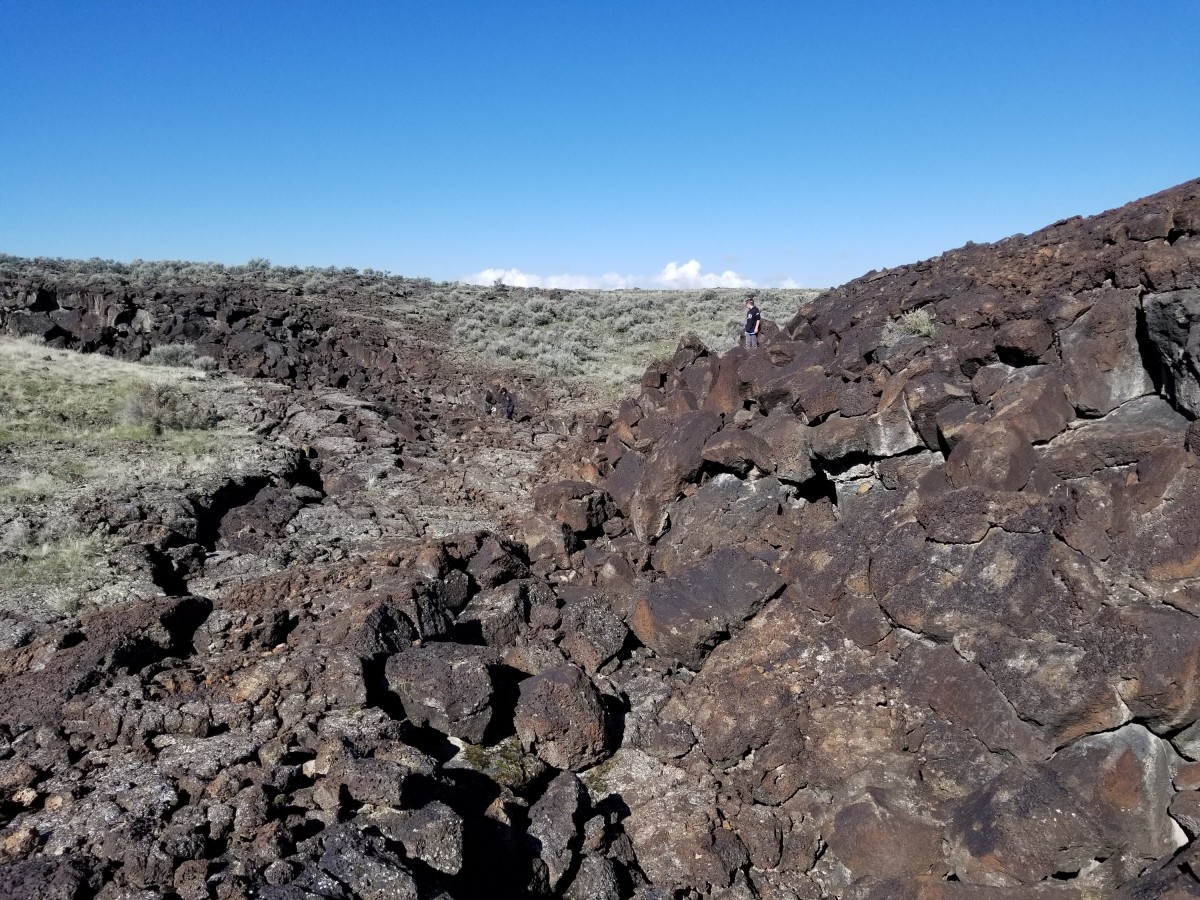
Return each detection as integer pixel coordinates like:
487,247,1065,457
745,332,759,349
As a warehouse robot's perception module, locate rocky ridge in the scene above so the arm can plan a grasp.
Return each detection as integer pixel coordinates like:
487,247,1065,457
0,179,1199,898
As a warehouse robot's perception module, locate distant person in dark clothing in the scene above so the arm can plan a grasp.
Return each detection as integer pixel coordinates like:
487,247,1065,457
499,387,515,420
744,298,761,349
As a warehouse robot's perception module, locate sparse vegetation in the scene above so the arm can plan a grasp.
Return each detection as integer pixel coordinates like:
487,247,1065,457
125,381,219,432
0,338,219,450
0,338,255,612
432,285,824,393
143,342,218,372
0,253,825,397
0,252,436,301
881,307,938,348
0,536,106,613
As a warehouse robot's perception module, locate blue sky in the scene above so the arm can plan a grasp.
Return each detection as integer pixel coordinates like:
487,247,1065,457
2,2,1198,289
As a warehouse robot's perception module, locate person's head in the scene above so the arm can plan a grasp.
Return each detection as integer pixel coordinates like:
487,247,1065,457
745,298,753,308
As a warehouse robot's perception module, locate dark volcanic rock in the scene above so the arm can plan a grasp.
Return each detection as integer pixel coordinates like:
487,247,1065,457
629,546,784,669
515,664,612,770
384,642,499,743
4,179,1200,899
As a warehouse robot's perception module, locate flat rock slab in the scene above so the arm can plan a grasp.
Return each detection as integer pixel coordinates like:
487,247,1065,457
629,546,784,670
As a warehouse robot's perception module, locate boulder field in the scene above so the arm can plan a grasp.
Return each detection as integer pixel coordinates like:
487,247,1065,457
1,178,1199,898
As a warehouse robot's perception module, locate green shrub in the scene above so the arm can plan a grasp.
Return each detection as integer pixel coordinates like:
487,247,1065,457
143,343,218,372
125,381,218,432
881,308,938,348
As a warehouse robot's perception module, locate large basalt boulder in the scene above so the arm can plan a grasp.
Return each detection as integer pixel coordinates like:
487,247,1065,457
629,546,784,670
1048,724,1186,862
514,664,612,770
988,366,1075,444
903,371,972,448
1038,395,1188,479
370,800,464,875
824,787,945,880
649,475,798,574
1144,287,1200,416
623,410,722,541
945,763,1114,887
1059,285,1154,415
384,642,499,743
944,420,1036,491
527,772,587,891
749,412,815,483
809,398,923,462
700,429,774,475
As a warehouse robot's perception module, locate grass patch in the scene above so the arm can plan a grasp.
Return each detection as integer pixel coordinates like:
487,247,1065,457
142,343,218,372
0,471,61,501
0,338,247,611
881,308,938,348
0,536,107,611
0,338,221,452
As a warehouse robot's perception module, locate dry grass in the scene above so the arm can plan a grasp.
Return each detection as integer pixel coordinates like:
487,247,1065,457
418,285,825,394
0,536,107,613
881,308,938,347
0,337,220,449
0,338,250,611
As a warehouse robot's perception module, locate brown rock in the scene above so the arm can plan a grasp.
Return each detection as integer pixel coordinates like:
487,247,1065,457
700,430,774,475
629,547,784,670
515,665,612,770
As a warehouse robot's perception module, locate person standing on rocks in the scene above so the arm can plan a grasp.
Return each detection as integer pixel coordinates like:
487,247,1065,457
744,297,761,349
499,387,515,420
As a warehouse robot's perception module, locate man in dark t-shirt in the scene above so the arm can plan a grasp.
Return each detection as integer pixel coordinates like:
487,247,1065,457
744,298,761,349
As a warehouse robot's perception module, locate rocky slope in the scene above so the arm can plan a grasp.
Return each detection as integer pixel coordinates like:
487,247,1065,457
0,178,1199,899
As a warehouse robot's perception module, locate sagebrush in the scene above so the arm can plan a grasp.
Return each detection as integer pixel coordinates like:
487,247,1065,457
881,308,938,348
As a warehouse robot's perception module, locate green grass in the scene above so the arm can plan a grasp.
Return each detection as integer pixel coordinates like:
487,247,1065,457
0,338,221,452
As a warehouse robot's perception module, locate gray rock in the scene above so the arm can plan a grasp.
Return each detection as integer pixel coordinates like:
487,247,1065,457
565,854,622,900
1144,287,1200,417
318,824,418,900
528,772,587,890
384,642,499,743
374,800,464,875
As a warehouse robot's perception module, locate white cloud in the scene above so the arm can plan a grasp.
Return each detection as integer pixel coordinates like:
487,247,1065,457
652,259,755,289
465,259,778,291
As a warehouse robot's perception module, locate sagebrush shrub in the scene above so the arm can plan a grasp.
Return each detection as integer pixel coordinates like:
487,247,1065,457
881,308,937,348
125,381,217,432
143,343,219,373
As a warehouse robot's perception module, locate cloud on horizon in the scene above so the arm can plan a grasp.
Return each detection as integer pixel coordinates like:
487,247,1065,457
465,259,801,291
